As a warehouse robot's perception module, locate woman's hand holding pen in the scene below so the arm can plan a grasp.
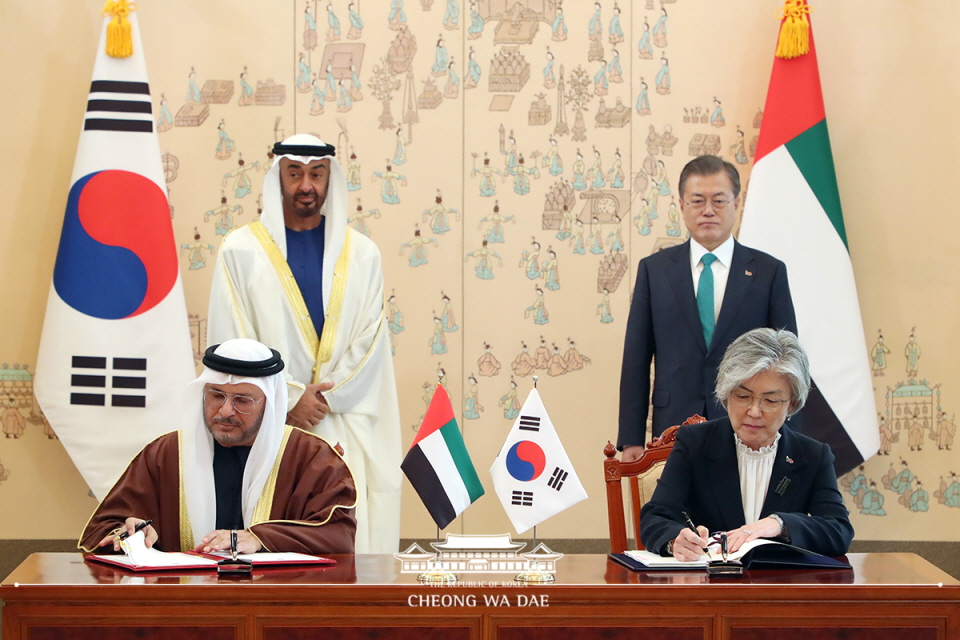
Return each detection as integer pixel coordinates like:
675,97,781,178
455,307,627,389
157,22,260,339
98,517,158,551
671,525,710,561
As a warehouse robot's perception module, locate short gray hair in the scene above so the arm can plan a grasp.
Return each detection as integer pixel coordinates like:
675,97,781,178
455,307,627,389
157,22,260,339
715,328,810,416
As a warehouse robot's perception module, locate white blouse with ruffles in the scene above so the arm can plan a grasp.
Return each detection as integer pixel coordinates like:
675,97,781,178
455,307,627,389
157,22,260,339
735,431,782,524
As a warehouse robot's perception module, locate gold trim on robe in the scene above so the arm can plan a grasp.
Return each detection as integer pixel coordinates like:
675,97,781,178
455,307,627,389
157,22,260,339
177,431,194,551
251,426,358,528
247,220,353,383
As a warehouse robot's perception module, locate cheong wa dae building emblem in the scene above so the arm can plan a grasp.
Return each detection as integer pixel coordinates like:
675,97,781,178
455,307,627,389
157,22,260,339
394,534,563,573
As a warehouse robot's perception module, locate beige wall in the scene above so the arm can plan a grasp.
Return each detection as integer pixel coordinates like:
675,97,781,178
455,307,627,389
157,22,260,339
0,1,957,542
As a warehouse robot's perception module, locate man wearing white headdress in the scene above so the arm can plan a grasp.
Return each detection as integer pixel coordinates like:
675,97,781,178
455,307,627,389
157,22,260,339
79,339,357,555
206,134,402,553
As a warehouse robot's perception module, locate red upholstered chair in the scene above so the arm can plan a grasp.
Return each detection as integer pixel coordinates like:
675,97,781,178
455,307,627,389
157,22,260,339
604,415,707,554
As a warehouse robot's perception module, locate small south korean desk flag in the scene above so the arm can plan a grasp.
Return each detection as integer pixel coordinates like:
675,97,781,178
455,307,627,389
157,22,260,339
490,386,587,533
34,4,194,500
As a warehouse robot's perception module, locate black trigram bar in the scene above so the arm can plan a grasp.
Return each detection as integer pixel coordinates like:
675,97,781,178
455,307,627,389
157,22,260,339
519,415,541,432
114,358,147,370
71,393,105,406
112,396,146,408
71,374,105,388
90,80,150,94
112,376,146,389
72,356,107,369
87,99,152,114
547,467,568,491
511,491,534,507
84,118,153,133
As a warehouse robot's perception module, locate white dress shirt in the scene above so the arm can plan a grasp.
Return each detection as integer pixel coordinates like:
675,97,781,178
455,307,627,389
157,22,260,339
689,236,735,323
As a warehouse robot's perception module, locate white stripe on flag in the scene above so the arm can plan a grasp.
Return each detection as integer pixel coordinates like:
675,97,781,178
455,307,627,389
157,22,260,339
420,429,471,514
741,147,879,460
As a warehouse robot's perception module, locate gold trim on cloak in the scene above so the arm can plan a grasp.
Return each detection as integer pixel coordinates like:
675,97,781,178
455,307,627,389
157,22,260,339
247,426,358,548
177,430,194,552
251,425,294,525
248,220,352,383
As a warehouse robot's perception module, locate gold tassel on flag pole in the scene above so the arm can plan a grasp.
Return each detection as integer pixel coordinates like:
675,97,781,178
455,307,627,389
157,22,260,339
102,0,137,58
775,0,812,60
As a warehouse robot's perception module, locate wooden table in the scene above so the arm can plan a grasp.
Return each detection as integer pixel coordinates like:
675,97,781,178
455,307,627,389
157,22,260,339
2,553,959,640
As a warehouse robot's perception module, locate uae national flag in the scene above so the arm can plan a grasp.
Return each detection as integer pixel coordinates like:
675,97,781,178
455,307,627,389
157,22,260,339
490,387,587,533
34,9,195,499
402,384,484,529
739,2,878,474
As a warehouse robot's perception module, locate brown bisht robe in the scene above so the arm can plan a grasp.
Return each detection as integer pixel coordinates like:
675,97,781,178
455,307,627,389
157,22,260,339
79,427,357,555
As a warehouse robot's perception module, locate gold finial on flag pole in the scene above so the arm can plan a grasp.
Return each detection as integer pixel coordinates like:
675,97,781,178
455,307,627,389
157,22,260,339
775,0,812,60
102,0,137,58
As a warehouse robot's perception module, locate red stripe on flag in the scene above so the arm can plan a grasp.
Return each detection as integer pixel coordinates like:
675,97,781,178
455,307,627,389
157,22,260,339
754,21,826,162
410,384,456,448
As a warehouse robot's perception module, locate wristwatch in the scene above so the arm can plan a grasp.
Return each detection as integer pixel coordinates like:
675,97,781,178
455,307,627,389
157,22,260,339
665,539,675,556
770,513,790,542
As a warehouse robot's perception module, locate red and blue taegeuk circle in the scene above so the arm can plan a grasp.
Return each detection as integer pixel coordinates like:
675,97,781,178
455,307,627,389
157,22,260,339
53,170,177,319
505,440,546,482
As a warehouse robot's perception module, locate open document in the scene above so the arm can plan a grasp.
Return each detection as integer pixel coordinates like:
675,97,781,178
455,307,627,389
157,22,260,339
611,538,850,571
85,530,335,572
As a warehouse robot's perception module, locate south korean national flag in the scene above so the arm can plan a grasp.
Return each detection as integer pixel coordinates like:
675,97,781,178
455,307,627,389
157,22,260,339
34,8,195,500
490,387,588,533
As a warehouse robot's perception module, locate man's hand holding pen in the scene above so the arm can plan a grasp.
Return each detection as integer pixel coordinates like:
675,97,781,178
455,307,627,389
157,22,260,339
98,517,158,552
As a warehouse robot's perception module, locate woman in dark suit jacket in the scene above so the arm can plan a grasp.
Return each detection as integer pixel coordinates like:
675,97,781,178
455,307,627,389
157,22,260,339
640,328,853,561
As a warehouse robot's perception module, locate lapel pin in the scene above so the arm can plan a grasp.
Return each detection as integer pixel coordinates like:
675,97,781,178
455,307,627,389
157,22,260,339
745,270,753,276
785,455,794,464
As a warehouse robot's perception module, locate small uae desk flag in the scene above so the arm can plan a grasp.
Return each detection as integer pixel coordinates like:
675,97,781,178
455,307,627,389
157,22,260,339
490,384,587,533
739,0,879,474
34,3,195,499
402,384,485,529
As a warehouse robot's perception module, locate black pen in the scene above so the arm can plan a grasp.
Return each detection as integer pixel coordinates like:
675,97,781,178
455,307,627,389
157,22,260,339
681,511,710,556
118,519,152,541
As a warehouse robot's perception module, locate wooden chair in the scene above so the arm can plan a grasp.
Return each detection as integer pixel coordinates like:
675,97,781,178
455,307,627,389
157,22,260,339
604,415,707,554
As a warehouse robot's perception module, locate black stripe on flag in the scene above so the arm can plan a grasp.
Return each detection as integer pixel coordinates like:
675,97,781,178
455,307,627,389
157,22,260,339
112,395,146,408
511,491,533,506
71,393,105,406
87,99,152,114
547,467,568,491
90,80,150,94
519,415,541,432
72,356,106,369
71,375,105,388
84,119,153,133
801,379,863,476
114,358,147,370
112,376,146,389
401,445,457,529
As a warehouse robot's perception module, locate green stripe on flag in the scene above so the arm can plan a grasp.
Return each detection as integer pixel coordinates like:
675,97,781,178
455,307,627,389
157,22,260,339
439,420,485,503
785,119,848,251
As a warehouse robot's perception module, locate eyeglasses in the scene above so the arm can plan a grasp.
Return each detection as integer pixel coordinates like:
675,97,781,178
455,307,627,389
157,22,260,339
683,197,732,212
204,389,265,414
728,392,790,413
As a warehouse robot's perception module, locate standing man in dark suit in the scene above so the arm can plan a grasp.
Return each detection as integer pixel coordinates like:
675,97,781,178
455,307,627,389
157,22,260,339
618,155,797,461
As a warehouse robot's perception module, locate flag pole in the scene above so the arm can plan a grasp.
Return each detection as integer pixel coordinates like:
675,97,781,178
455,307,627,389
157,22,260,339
415,375,457,584
514,377,555,584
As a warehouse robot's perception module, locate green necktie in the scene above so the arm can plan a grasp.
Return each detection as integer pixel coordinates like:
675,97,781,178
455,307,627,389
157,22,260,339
697,253,718,347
